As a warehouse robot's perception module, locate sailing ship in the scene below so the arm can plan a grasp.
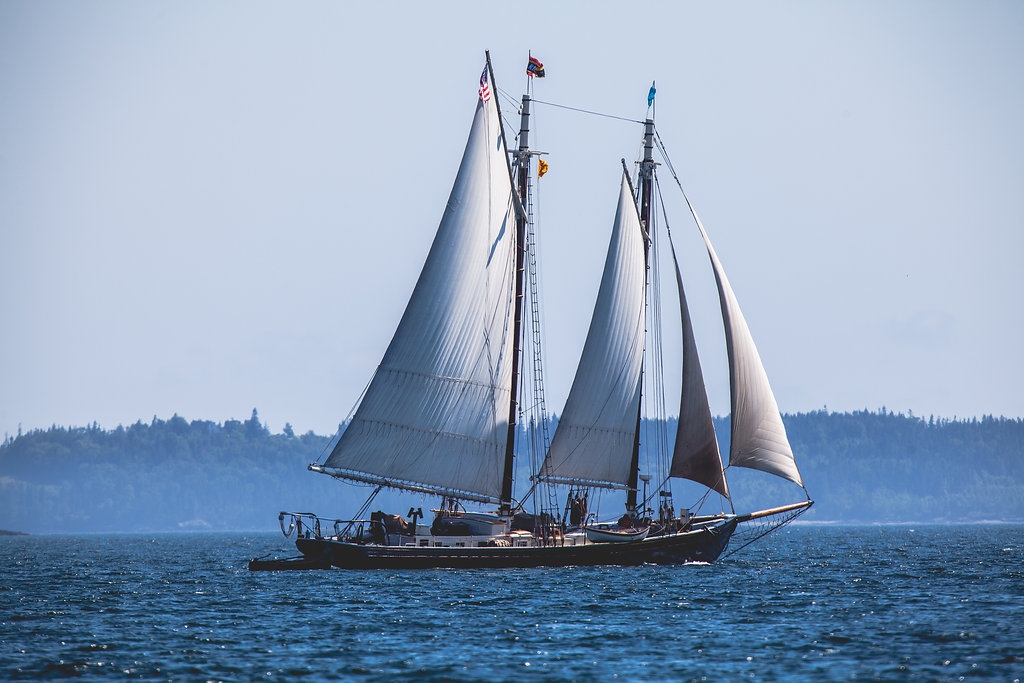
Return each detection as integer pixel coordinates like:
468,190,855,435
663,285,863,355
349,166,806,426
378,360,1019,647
253,53,812,570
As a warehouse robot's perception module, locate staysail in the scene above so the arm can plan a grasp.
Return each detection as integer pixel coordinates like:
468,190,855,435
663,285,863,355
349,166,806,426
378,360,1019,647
541,173,647,488
667,233,730,498
685,201,804,487
318,82,518,503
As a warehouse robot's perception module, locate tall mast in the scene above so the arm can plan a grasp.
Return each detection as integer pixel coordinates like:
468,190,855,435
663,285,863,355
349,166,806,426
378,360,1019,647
640,118,655,227
499,83,531,514
626,118,656,517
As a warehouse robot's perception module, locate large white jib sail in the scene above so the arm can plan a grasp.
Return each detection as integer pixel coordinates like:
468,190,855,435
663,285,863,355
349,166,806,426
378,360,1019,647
687,199,804,487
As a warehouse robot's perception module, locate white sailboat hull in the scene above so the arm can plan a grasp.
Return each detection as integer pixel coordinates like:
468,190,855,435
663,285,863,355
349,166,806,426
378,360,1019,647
585,524,651,544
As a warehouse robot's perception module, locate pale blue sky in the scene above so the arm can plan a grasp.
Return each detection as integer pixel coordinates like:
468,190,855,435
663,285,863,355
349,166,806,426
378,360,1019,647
2,1,1022,438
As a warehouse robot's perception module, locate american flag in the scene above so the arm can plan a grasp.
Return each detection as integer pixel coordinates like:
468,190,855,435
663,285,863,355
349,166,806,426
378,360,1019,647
478,66,491,103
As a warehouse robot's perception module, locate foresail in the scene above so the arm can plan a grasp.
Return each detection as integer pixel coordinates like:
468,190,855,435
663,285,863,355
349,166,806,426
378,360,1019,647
668,235,730,498
321,87,517,503
541,173,646,489
691,209,804,487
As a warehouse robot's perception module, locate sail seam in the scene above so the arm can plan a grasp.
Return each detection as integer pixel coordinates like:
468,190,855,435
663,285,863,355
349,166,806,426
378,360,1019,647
375,366,506,395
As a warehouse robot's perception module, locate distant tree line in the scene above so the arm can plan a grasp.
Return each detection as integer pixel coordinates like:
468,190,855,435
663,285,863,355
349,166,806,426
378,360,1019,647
781,409,1024,523
1,409,1021,533
0,410,337,533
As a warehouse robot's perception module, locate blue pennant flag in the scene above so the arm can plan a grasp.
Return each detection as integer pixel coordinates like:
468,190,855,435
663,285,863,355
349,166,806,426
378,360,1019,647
647,81,656,107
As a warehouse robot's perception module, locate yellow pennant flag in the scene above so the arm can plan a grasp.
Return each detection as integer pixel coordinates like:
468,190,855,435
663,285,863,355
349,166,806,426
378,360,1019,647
538,158,549,178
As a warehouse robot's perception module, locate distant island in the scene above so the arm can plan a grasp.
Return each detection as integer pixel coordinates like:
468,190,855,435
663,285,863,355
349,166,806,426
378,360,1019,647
1,409,1022,533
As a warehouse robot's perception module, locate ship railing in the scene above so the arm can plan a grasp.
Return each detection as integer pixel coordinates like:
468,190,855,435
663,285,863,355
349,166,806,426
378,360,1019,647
278,511,379,543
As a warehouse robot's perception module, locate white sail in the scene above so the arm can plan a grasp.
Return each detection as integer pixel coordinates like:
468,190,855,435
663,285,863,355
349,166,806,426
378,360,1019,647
687,204,804,487
541,173,647,488
668,236,730,498
320,90,518,503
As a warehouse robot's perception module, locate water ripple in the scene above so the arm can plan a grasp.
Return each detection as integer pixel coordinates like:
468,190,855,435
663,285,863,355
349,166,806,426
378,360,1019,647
1,526,1022,681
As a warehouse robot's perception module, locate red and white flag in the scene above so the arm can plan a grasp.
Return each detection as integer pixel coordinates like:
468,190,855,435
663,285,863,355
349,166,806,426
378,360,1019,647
478,66,491,103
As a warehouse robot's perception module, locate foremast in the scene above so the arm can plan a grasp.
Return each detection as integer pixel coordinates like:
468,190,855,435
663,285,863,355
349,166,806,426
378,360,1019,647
499,64,531,516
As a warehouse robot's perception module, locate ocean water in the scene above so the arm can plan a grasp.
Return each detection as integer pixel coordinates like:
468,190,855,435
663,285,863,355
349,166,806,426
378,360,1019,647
1,525,1021,682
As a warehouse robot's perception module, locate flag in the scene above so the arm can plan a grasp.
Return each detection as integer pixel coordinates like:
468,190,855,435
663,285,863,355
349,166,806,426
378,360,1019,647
647,81,656,107
538,158,549,178
527,56,545,78
479,66,491,103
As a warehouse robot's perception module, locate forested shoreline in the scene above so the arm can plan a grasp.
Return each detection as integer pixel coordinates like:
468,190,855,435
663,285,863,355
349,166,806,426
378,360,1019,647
1,409,1022,533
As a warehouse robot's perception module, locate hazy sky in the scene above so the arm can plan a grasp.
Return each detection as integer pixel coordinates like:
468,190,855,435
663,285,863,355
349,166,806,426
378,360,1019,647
2,1,1022,439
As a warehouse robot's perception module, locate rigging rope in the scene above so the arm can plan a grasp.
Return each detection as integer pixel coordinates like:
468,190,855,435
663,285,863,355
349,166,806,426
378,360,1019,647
641,164,672,519
531,98,645,125
723,503,811,558
653,130,691,202
497,88,522,136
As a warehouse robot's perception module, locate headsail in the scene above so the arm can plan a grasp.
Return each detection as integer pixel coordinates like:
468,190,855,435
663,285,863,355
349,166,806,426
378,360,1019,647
540,172,647,489
686,203,804,487
667,234,730,498
317,77,518,503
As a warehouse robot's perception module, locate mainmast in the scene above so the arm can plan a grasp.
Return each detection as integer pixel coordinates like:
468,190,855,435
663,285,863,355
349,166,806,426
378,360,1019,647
626,117,656,517
499,85,532,515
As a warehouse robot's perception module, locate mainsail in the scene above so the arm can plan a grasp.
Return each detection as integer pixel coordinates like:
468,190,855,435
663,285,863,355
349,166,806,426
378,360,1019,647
318,85,518,503
541,173,647,489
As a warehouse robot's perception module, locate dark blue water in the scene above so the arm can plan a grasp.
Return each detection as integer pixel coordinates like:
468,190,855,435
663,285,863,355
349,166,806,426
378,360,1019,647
1,525,1021,681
